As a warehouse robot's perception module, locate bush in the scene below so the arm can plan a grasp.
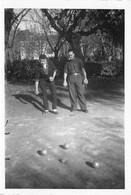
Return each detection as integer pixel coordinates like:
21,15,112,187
101,61,117,77
84,62,102,77
6,59,39,81
116,60,124,76
6,57,68,81
6,58,124,81
100,60,124,77
84,60,124,77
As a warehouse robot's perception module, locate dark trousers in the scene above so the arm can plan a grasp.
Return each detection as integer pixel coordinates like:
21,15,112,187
39,80,57,110
68,74,87,111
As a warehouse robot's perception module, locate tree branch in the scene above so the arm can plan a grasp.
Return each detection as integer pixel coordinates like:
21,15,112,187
9,9,31,48
44,28,55,52
11,9,26,27
41,9,62,34
78,22,105,36
68,10,86,33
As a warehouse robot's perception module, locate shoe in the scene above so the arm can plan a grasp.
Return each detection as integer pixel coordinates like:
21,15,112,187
44,110,49,113
52,109,58,114
82,109,88,113
70,108,77,112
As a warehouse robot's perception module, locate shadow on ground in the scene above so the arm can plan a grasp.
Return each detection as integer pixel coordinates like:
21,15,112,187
12,94,44,112
6,158,124,189
11,77,124,109
5,77,124,189
12,93,71,112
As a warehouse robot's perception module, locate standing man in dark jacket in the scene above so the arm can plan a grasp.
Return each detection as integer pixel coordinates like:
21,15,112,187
35,54,58,114
63,49,88,113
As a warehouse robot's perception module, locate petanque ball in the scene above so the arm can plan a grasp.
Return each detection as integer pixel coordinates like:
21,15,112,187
60,158,67,164
92,161,100,168
40,150,47,156
63,144,69,149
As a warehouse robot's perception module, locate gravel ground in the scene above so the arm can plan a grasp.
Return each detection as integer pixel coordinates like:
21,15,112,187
5,77,124,189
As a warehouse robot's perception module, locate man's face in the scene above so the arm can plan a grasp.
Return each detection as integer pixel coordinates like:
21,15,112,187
68,51,75,60
40,59,47,67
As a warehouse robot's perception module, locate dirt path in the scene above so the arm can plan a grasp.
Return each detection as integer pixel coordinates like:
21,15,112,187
5,78,124,189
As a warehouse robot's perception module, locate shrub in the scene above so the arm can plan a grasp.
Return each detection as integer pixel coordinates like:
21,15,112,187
101,61,117,77
84,60,124,77
84,62,102,77
101,60,124,77
6,58,124,81
6,59,39,81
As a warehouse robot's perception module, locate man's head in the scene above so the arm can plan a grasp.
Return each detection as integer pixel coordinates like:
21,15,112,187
68,49,75,60
39,54,47,66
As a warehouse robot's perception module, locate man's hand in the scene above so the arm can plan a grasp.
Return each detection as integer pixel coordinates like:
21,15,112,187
35,90,40,95
49,77,54,82
63,81,68,87
83,78,88,85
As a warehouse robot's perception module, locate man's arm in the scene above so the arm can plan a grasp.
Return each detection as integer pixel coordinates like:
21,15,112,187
82,68,88,84
35,66,40,95
35,80,40,95
49,70,57,81
79,59,88,85
63,63,68,86
49,61,57,81
63,72,68,87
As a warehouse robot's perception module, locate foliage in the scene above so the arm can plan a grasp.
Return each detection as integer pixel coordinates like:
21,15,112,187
84,62,102,77
84,60,124,77
27,9,66,59
101,60,124,77
41,9,124,51
6,59,39,80
8,9,124,61
6,56,69,81
5,9,124,81
87,10,124,46
6,58,124,81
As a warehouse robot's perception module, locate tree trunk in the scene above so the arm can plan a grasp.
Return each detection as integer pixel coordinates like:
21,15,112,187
67,34,83,59
72,34,83,58
54,50,59,60
5,49,10,81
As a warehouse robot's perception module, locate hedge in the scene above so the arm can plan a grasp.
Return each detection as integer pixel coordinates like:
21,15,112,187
84,60,124,77
6,59,39,81
6,58,124,81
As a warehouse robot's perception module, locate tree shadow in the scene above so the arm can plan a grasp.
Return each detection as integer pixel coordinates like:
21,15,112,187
11,78,124,111
8,80,34,86
12,92,71,112
84,89,124,106
35,91,70,111
57,98,70,110
12,94,43,112
56,78,124,107
5,158,124,189
43,93,71,111
5,161,76,189
85,161,94,168
84,79,124,106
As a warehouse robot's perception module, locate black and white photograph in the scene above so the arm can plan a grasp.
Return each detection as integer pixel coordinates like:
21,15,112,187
1,0,131,194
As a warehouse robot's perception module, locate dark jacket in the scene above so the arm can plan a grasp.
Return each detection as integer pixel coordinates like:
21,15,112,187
35,59,57,81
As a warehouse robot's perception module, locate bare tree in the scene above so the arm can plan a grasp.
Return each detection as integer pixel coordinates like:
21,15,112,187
41,9,124,58
5,9,31,51
28,9,66,59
